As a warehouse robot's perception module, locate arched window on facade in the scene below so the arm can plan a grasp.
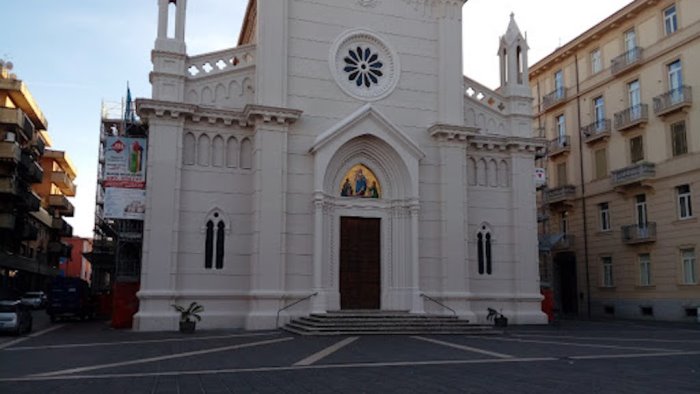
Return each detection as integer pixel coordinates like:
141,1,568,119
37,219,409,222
204,220,214,269
204,211,226,270
477,225,493,275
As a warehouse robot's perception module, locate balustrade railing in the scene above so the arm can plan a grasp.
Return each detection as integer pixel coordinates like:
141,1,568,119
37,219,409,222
621,223,657,244
614,104,648,131
542,88,567,110
582,119,611,142
653,86,692,115
186,45,256,79
611,162,655,186
611,47,643,74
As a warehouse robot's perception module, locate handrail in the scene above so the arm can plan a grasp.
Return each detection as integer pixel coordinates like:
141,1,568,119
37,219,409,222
420,293,457,317
276,292,318,328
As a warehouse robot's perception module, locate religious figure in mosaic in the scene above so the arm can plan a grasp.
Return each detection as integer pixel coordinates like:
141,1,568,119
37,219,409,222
354,169,368,196
339,164,381,199
341,178,353,196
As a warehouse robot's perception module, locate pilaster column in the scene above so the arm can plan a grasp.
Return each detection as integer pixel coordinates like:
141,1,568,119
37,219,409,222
437,1,464,124
409,202,424,313
311,193,327,313
243,106,301,329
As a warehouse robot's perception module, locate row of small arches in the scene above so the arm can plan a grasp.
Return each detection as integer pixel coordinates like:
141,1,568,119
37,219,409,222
186,78,254,108
183,132,253,169
467,158,510,188
464,108,506,134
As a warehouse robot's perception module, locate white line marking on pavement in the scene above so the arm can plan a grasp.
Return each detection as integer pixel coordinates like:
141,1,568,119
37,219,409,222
482,336,676,353
293,336,359,366
569,351,700,360
2,357,559,382
412,336,513,359
31,336,294,377
0,324,66,350
513,334,700,344
5,331,280,351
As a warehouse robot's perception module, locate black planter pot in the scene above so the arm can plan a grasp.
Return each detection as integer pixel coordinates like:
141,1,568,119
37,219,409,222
494,316,508,327
179,320,196,333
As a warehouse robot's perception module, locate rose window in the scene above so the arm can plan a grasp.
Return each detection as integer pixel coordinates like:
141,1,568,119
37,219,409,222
344,47,384,88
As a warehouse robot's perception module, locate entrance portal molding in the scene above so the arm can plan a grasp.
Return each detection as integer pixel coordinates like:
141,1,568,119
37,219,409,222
310,104,424,314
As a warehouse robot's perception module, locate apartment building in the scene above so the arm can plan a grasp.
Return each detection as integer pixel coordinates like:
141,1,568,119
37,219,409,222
532,0,699,321
0,62,77,296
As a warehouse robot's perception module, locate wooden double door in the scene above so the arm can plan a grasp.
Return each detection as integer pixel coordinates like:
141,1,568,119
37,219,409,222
339,217,381,310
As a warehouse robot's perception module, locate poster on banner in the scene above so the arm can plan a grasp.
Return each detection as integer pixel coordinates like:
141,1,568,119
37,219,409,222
104,137,147,189
104,188,146,220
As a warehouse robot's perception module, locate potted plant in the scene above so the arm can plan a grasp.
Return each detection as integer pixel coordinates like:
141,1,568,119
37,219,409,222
487,307,508,327
171,302,204,333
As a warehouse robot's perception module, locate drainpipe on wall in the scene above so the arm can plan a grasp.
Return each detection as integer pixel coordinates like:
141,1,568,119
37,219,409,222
574,54,592,319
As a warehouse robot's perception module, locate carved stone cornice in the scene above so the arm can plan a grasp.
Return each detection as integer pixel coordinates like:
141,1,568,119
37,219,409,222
135,100,303,127
428,124,478,141
469,135,547,155
428,122,547,155
242,104,302,125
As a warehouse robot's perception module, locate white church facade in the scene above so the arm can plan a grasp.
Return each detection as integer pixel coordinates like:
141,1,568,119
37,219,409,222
134,0,548,331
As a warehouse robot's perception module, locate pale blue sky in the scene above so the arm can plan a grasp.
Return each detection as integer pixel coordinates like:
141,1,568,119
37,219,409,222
2,0,632,237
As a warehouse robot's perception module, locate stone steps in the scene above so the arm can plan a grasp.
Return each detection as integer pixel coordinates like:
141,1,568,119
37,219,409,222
282,311,501,336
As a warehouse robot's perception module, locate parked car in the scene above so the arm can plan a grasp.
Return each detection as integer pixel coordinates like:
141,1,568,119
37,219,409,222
0,300,33,335
20,291,48,309
47,277,95,322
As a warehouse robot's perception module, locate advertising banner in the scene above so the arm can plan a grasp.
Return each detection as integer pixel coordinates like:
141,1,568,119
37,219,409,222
104,137,147,189
104,188,146,220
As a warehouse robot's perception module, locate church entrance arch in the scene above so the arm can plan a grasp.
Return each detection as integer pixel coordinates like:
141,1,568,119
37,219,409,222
309,105,425,314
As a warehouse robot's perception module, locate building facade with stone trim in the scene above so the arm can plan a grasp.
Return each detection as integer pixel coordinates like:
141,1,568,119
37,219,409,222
134,0,547,331
532,0,700,322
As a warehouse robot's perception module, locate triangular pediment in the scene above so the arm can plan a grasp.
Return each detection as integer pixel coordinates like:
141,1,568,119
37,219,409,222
310,104,424,160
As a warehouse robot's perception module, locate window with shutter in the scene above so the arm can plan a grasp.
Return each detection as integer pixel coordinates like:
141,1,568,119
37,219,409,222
557,162,568,186
671,121,688,156
630,136,644,163
595,149,607,179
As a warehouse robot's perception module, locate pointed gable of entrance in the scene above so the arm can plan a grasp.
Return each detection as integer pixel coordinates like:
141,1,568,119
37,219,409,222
310,104,424,199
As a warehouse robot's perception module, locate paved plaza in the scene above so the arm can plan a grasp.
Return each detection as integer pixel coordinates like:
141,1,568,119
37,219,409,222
1,319,699,393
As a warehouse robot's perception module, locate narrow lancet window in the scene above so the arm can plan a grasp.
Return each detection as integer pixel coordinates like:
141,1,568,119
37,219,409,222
205,220,214,269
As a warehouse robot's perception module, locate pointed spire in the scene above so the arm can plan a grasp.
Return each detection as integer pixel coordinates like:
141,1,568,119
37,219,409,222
505,12,524,45
124,82,135,124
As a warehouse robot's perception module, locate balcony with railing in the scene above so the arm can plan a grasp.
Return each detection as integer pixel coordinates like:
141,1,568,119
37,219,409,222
545,185,576,205
51,171,77,197
552,234,575,251
0,176,19,195
542,88,567,111
19,189,41,212
48,194,75,217
614,104,648,131
621,223,656,244
0,141,21,163
611,47,643,75
0,107,35,141
19,152,43,184
611,162,655,187
52,217,73,237
653,86,692,116
582,119,611,144
548,135,571,157
48,241,72,258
